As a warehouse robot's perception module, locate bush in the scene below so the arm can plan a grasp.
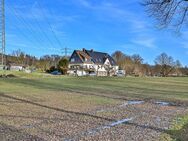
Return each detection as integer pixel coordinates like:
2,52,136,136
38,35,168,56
46,66,57,73
58,58,69,75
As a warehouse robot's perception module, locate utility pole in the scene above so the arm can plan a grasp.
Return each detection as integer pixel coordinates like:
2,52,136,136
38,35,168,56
0,0,5,67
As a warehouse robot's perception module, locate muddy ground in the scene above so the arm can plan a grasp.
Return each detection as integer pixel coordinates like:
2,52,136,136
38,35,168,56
0,91,188,141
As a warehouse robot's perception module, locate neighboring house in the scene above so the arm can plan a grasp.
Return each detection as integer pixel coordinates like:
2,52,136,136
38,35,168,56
7,63,24,71
68,49,119,76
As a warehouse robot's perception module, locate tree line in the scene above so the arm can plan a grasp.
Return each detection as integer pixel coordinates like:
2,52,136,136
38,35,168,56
112,51,188,77
5,49,188,77
5,49,68,74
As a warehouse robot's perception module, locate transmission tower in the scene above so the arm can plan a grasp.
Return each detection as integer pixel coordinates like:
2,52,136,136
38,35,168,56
0,0,5,66
62,47,72,58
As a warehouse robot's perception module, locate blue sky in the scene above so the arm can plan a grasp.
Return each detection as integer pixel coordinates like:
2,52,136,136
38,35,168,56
5,0,188,66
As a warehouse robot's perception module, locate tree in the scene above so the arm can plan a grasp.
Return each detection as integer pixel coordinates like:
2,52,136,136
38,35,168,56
154,53,175,76
112,51,125,69
12,49,25,65
131,54,143,64
58,58,69,74
112,51,145,76
142,0,188,31
175,60,182,68
174,60,182,76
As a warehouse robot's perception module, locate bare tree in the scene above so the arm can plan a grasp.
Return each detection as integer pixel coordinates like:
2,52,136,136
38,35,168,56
112,51,126,69
142,0,188,31
154,53,175,76
131,54,144,64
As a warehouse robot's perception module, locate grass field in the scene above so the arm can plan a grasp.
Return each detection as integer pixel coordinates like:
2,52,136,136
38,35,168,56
0,71,188,140
1,71,188,102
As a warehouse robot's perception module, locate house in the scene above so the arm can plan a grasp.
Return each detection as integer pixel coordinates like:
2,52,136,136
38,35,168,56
7,63,24,71
68,49,119,76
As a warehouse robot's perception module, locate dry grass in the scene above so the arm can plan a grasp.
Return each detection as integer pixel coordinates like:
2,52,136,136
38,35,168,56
0,71,188,140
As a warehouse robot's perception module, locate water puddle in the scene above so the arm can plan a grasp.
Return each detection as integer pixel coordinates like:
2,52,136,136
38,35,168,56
85,118,133,135
120,100,144,107
108,118,133,127
155,101,170,106
65,118,133,141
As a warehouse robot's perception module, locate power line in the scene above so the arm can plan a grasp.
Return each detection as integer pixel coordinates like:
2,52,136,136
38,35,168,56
7,2,60,54
36,1,63,49
20,0,57,50
6,5,45,48
7,0,68,57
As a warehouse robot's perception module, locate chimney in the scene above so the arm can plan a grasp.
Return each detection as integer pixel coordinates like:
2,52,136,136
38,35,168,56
82,48,86,52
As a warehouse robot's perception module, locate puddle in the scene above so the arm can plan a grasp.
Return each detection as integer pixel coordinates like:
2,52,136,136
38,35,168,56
108,118,133,127
84,118,133,135
65,118,133,140
155,101,170,106
96,100,145,113
120,100,144,107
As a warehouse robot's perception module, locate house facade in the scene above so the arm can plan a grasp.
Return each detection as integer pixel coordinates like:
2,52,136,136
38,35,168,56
68,49,119,76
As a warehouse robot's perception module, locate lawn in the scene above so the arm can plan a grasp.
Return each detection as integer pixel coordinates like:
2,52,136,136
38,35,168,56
0,71,188,140
1,71,188,103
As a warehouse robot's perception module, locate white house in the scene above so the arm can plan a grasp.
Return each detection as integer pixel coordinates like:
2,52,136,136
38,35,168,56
68,49,119,76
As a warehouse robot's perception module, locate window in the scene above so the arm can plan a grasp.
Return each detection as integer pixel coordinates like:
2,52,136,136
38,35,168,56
71,58,75,62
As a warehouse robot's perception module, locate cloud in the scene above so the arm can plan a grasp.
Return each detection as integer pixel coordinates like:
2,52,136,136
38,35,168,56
181,42,188,49
74,1,149,30
72,0,156,50
131,37,156,49
77,0,91,8
180,31,188,55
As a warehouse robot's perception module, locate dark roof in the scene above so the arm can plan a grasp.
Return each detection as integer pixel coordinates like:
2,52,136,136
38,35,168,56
69,49,117,66
85,50,117,65
76,50,92,63
69,50,92,64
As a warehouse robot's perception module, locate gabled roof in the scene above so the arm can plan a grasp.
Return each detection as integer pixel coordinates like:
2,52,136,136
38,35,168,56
69,49,117,66
85,50,117,65
76,51,91,61
75,50,92,63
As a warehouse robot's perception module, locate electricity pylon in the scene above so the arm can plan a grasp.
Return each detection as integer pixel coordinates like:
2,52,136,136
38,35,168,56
0,0,5,67
62,47,72,58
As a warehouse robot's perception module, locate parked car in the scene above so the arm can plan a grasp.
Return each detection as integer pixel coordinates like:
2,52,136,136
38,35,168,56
51,71,62,75
115,70,126,77
88,72,97,76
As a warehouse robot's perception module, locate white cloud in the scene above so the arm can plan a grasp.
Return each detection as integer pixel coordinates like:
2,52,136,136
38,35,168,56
180,31,188,55
77,0,91,8
73,1,149,31
131,37,156,49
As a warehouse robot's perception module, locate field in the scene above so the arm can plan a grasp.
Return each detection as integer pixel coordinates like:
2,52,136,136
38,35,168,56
0,71,188,141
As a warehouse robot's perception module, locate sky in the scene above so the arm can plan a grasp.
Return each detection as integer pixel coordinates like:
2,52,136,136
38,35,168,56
5,0,188,66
